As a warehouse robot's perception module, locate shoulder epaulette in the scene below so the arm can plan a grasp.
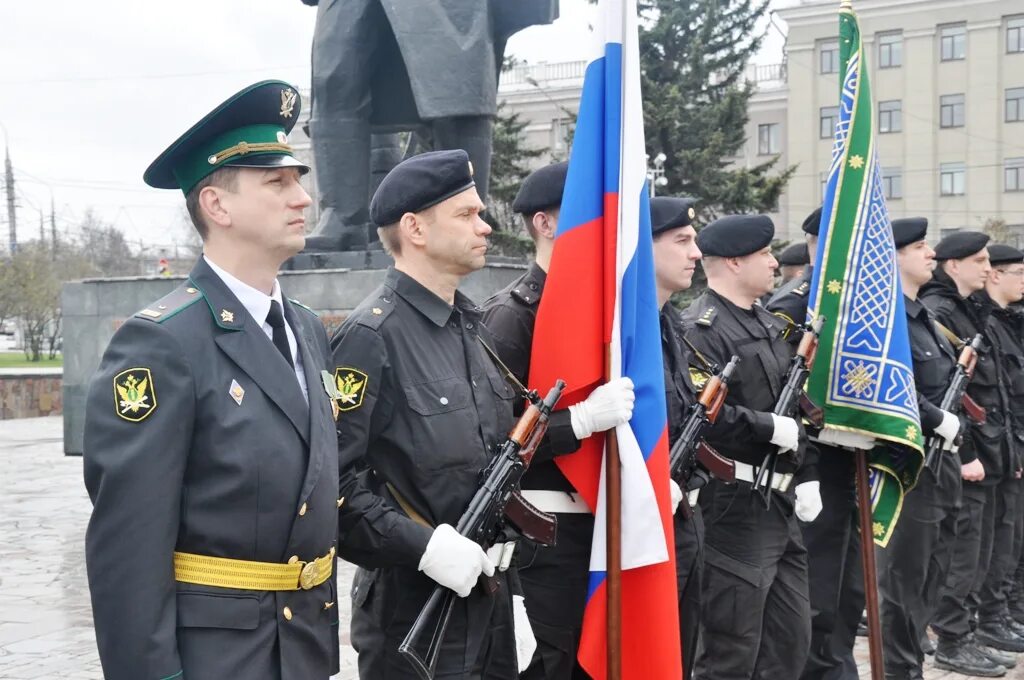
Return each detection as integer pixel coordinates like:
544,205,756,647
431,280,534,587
354,294,395,331
288,298,319,318
135,284,203,324
794,281,810,297
509,275,542,306
695,306,717,326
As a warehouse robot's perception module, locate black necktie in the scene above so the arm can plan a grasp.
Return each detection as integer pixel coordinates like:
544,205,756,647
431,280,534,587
265,300,294,368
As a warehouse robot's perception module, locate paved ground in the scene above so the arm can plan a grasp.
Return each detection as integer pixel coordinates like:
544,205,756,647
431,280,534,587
1,415,1022,679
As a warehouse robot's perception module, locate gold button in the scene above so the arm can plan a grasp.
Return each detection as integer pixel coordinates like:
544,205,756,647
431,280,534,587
298,502,308,517
337,497,345,508
186,287,198,294
288,555,299,564
282,606,293,621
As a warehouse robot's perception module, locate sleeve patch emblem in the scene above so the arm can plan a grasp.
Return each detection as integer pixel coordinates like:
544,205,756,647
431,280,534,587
113,368,157,422
334,367,368,412
688,367,711,391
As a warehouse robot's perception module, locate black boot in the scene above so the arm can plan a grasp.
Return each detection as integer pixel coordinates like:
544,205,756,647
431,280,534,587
978,620,1024,653
934,637,1007,677
306,117,375,251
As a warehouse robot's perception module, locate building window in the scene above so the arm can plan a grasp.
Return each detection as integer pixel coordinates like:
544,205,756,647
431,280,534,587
758,123,781,155
820,172,829,200
1007,87,1024,122
1007,158,1024,192
940,162,966,196
1008,16,1024,53
820,107,839,139
879,100,902,133
878,32,903,68
940,94,965,128
551,117,575,151
882,167,903,200
820,40,840,74
940,24,967,61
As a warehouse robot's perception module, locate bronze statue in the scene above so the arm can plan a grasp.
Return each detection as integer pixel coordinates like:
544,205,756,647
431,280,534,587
302,0,558,251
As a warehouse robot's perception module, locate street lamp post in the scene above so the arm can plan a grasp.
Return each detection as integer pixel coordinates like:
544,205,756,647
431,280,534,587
1,121,17,254
647,152,668,197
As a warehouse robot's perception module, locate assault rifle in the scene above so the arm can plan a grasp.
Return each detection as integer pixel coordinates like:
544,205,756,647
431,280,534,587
669,356,740,517
754,316,826,508
399,380,566,680
923,334,984,472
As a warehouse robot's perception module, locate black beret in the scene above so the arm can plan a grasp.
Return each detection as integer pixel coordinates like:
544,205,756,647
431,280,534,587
802,207,823,236
512,162,568,214
370,149,476,226
696,214,775,257
650,197,697,236
891,217,928,249
988,244,1024,266
934,231,990,261
777,242,809,267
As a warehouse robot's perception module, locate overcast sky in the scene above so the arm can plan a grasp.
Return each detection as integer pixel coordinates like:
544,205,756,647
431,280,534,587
0,0,783,252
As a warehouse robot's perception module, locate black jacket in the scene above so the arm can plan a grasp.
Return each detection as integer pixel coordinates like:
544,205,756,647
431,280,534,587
920,269,1004,482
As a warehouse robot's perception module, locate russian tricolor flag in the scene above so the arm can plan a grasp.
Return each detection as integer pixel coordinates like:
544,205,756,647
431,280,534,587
527,1,681,678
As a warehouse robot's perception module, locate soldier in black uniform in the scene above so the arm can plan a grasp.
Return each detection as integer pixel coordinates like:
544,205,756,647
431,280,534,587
679,214,819,680
83,82,341,680
876,219,972,680
920,232,1024,674
331,150,537,679
480,162,636,679
650,196,714,680
768,207,865,680
975,245,1024,652
777,242,810,286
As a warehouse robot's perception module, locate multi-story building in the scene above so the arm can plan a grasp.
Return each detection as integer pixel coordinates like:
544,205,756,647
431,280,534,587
740,0,1024,242
497,60,586,166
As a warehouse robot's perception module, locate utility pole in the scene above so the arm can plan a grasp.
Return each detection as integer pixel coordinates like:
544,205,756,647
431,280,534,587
50,196,57,258
4,144,15,254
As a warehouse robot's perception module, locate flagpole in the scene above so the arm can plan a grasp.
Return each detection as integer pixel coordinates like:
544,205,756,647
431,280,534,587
606,425,622,679
854,448,885,680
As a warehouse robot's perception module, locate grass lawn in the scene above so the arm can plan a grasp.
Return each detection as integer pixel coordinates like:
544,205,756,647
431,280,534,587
0,352,63,369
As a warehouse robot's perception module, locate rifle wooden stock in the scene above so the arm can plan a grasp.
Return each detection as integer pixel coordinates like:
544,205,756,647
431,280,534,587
669,356,740,489
961,394,986,425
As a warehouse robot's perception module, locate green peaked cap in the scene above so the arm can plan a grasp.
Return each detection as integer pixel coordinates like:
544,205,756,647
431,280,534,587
143,80,309,195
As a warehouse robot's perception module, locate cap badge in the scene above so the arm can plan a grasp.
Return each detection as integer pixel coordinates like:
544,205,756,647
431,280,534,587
280,89,297,119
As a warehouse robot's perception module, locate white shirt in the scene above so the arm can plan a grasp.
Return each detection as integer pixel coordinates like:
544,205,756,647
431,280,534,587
204,256,309,403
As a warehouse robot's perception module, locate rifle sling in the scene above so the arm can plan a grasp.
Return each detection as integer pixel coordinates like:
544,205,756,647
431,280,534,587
385,481,434,530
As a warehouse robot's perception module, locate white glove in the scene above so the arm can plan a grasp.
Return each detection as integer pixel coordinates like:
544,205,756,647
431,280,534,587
669,478,684,515
814,428,875,451
935,410,960,451
770,414,800,453
795,481,823,522
418,524,494,597
513,595,538,672
569,377,635,440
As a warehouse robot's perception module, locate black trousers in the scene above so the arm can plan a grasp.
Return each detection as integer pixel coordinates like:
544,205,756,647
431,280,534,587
518,513,594,680
350,565,517,679
932,482,996,642
799,452,864,680
977,477,1023,623
693,480,811,680
876,458,960,679
676,503,705,680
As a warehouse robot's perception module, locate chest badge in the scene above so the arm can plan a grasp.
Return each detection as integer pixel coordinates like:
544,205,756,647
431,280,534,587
334,367,368,412
229,379,245,406
321,370,342,420
688,367,711,391
113,368,157,422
